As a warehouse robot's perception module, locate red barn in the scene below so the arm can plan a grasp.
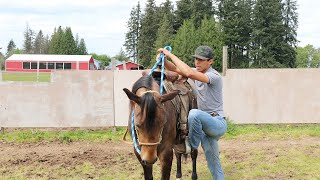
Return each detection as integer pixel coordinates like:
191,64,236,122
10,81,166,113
5,54,96,72
115,61,144,70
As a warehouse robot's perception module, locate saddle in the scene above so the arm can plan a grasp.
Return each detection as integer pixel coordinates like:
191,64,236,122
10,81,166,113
164,77,197,141
143,69,197,141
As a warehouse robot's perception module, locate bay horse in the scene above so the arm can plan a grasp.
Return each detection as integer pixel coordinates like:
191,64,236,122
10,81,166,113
123,75,198,180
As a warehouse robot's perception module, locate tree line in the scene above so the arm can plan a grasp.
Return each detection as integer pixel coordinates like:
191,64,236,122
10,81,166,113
124,0,306,71
5,24,88,59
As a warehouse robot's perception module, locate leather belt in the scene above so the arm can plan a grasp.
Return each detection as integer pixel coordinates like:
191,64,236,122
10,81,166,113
210,112,219,117
210,112,226,119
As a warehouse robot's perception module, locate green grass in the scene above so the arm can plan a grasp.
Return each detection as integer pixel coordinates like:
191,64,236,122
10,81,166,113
2,72,51,82
0,127,125,143
225,119,320,140
1,123,319,143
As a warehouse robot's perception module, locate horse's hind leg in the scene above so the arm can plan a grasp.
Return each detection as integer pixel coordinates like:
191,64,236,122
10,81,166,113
191,149,198,180
159,149,173,180
175,151,182,179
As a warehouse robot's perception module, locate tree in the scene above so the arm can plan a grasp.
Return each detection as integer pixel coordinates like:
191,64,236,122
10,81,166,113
113,48,128,61
49,26,64,54
174,0,192,31
191,0,214,27
33,30,45,54
23,24,34,54
6,39,16,58
296,45,320,68
218,0,254,68
196,17,225,72
124,2,141,63
61,27,77,54
282,0,298,67
78,38,88,55
0,52,5,70
173,19,197,66
138,0,159,67
252,0,288,68
91,53,111,67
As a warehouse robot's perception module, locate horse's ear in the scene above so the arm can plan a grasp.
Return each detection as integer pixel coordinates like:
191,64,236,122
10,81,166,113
160,90,180,103
123,88,141,104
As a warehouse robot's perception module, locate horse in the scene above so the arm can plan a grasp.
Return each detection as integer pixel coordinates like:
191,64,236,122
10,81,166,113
123,75,198,180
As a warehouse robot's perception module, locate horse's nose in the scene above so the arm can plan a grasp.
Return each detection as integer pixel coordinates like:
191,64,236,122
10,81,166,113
142,157,158,165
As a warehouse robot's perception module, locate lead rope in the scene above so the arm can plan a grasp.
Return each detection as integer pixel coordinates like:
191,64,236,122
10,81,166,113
131,46,172,155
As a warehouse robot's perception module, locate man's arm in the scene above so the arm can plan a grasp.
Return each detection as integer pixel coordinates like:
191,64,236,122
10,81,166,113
158,48,210,83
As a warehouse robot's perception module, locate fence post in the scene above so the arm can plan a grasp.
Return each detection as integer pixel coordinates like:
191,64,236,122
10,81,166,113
111,58,116,129
222,46,228,76
37,61,39,82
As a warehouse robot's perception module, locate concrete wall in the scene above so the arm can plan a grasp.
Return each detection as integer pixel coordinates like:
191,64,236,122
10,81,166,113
223,69,320,124
0,69,319,127
0,71,114,127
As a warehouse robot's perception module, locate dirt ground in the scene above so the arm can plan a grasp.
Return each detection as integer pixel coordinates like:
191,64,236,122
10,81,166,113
1,137,319,179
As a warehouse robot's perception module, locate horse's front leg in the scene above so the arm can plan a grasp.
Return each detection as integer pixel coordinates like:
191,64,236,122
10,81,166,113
191,149,198,180
134,149,154,180
159,149,173,180
175,151,182,180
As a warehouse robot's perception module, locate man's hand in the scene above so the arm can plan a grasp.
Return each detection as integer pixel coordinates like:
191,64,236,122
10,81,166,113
157,48,172,58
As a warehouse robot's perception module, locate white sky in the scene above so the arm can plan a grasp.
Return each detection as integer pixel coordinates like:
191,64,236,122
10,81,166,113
0,0,318,56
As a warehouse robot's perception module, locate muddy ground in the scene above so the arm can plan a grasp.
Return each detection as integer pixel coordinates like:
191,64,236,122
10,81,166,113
1,137,319,179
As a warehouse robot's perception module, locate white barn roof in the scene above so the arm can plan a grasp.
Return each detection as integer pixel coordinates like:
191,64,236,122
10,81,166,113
6,54,93,62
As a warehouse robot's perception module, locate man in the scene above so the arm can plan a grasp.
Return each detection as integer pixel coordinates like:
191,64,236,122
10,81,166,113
157,46,227,179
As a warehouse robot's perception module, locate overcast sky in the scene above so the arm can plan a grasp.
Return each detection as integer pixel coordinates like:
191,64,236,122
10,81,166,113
0,0,318,57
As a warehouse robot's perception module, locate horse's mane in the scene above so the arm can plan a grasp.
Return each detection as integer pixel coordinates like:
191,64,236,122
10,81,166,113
132,76,158,130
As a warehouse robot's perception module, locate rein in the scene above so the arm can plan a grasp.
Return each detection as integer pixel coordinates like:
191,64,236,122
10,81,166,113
131,46,172,155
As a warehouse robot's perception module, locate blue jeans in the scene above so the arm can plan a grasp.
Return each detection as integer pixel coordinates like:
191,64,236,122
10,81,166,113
188,109,227,180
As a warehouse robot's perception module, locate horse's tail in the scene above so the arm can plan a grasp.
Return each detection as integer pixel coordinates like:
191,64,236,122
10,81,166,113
122,127,133,145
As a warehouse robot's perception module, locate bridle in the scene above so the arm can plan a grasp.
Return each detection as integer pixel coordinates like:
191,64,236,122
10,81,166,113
134,90,166,146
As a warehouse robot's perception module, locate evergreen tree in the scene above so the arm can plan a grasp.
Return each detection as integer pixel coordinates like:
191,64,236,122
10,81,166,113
23,24,34,54
174,0,192,31
43,35,50,54
173,19,197,66
49,26,64,54
157,0,175,31
252,0,287,68
33,30,44,54
191,0,214,27
124,2,141,63
218,0,254,68
282,0,298,67
61,27,77,54
196,17,224,72
138,0,159,67
6,39,16,58
78,38,88,55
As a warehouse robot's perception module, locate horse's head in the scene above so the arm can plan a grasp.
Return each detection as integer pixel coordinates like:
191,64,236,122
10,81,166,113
123,76,179,165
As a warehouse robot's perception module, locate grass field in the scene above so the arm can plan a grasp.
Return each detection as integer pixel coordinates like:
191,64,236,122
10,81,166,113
1,72,51,82
0,123,319,179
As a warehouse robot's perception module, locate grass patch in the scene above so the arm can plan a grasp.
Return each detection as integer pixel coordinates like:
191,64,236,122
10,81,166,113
224,119,320,140
0,123,319,143
0,127,126,143
2,72,51,82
